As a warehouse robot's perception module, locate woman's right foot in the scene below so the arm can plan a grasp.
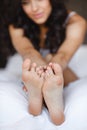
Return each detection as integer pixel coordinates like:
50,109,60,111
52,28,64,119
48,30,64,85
43,63,65,125
22,59,43,115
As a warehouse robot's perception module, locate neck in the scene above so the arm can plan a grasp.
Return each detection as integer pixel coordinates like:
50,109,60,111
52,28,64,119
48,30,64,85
39,24,48,34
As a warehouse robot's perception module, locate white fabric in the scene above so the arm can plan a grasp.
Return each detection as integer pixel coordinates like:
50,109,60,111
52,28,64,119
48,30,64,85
65,11,76,25
68,45,87,77
0,45,87,130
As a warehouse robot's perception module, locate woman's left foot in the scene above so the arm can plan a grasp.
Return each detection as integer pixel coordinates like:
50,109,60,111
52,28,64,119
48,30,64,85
43,63,65,125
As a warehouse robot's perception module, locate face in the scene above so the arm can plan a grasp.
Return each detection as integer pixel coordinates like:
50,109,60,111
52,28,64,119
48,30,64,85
22,0,52,25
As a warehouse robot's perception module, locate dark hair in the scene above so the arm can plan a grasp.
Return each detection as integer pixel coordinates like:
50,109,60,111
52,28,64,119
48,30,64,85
0,0,68,67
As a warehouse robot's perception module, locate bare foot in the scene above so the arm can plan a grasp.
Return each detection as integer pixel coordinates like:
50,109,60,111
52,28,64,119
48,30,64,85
22,59,43,115
42,63,65,125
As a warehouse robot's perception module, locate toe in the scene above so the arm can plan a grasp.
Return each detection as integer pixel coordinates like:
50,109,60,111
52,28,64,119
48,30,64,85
52,63,62,75
22,59,31,82
31,63,37,72
22,59,31,71
47,66,53,75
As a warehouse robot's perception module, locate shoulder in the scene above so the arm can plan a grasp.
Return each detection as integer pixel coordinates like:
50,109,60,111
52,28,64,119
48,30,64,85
9,24,24,37
65,11,86,40
66,10,86,25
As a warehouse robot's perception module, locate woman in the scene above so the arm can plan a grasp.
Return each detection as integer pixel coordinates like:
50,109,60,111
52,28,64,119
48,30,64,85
0,0,86,126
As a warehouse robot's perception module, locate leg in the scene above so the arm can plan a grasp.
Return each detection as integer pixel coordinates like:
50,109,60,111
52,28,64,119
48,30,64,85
63,67,78,86
22,59,43,115
42,63,65,125
45,54,78,86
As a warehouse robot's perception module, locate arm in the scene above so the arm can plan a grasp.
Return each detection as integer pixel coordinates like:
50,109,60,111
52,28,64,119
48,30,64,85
9,25,46,66
50,14,87,70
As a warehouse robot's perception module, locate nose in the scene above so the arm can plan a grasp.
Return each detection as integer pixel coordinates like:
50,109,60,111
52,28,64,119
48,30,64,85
31,2,38,12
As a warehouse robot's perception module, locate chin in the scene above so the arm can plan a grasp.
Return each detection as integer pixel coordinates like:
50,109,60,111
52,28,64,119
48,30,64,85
33,18,47,25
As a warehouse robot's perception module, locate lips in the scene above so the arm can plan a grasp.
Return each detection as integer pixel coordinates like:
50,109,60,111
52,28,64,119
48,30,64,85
34,12,43,19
